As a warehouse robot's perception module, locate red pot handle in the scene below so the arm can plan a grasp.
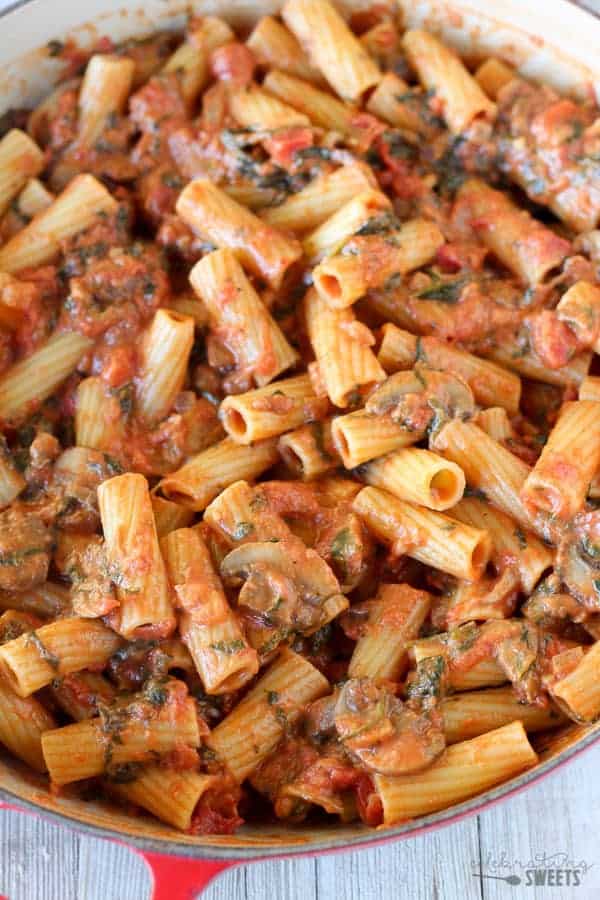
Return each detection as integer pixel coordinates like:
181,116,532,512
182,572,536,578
1,800,237,900
137,850,237,900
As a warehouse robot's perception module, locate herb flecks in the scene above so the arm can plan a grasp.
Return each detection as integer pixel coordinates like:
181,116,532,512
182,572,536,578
210,639,245,654
417,278,467,303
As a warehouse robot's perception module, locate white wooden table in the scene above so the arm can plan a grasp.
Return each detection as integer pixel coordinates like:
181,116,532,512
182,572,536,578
2,0,600,896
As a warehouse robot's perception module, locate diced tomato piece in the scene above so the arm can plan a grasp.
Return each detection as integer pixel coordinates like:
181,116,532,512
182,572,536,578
263,127,314,169
210,42,256,85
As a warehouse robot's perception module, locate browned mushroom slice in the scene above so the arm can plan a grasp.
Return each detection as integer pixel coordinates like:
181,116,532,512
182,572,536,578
220,540,347,633
333,678,446,776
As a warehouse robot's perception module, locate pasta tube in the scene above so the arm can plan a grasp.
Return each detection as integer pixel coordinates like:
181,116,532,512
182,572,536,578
0,331,93,425
15,177,54,218
0,437,25,508
475,407,513,442
302,190,391,263
451,497,553,594
551,641,600,723
162,527,259,694
41,682,200,785
135,309,195,425
278,419,340,480
579,375,600,402
354,486,491,581
402,29,496,133
375,722,537,823
0,174,118,273
0,129,45,217
151,495,194,538
474,58,516,100
177,180,302,289
208,648,329,782
189,248,297,385
442,687,565,744
282,0,381,102
521,401,600,520
159,437,279,511
331,409,419,469
485,341,590,388
0,618,121,697
378,324,521,414
361,448,465,511
556,281,600,351
432,420,534,533
456,179,570,285
111,768,218,831
305,288,385,408
0,678,56,772
220,374,327,444
313,220,444,309
229,83,310,130
366,73,428,134
78,55,135,146
161,39,206,108
98,473,176,639
412,635,506,691
263,69,356,134
75,376,121,451
261,163,375,232
349,584,431,680
247,16,322,83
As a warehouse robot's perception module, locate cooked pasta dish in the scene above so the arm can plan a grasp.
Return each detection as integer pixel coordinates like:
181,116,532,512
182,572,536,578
0,0,599,834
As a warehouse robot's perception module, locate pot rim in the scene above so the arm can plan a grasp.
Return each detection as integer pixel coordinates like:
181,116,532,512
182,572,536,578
1,0,600,863
2,725,599,860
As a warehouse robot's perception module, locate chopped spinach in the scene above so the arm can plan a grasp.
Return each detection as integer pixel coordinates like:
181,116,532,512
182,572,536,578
417,278,467,303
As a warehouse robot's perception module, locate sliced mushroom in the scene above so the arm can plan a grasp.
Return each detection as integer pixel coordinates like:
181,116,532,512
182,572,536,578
221,540,346,633
333,678,445,776
556,512,600,612
365,365,475,434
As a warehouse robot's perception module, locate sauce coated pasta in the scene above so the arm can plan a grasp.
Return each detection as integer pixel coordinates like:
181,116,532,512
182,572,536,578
1,0,600,834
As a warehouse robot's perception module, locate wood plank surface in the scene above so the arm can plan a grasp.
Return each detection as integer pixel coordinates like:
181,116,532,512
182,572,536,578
1,2,600,899
2,744,600,899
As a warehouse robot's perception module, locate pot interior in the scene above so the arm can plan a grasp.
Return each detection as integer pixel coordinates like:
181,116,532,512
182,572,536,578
0,0,600,859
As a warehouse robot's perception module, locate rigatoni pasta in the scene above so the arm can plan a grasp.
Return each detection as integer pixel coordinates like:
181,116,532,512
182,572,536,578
456,178,570,285
162,527,259,694
0,10,598,839
208,648,329,782
177,180,302,289
305,288,385,407
189,248,297,386
77,55,135,146
521,401,600,520
375,722,537,823
0,331,93,424
98,473,175,639
263,68,356,134
0,129,45,217
135,309,195,425
353,486,491,581
402,29,496,133
0,618,121,697
378,324,522,414
261,163,375,232
0,174,117,273
247,16,322,83
282,0,381,102
360,447,465,511
220,373,327,443
159,436,279,511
